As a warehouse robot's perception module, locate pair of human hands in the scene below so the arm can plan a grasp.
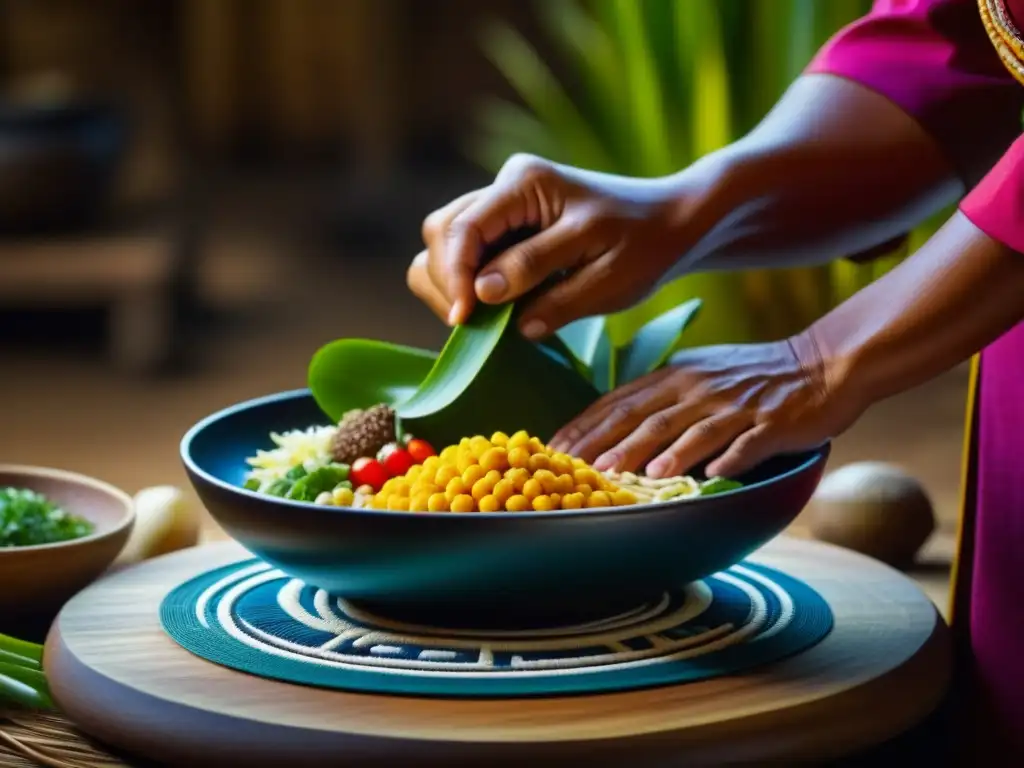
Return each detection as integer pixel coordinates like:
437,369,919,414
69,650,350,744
407,154,859,478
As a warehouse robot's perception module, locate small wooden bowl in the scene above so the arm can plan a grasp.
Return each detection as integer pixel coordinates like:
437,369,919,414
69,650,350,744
0,465,134,618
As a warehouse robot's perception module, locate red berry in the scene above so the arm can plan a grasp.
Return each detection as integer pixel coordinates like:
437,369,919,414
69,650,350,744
406,438,436,464
350,457,389,491
377,443,416,477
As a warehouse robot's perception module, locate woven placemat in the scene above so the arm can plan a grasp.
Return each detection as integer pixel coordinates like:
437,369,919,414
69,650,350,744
0,711,129,768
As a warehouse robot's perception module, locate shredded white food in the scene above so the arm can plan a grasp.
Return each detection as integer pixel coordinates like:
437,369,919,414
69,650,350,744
244,425,338,484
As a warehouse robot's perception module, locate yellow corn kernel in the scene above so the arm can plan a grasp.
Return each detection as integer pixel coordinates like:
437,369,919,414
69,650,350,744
332,487,355,507
505,467,530,490
575,483,594,498
528,453,551,473
612,489,638,506
406,465,423,482
456,450,478,474
387,495,410,512
573,468,601,488
445,477,470,501
422,455,441,472
479,447,509,474
550,453,574,476
410,491,432,512
587,490,613,509
522,478,543,500
490,431,510,446
484,469,502,485
508,430,530,449
370,493,387,509
555,473,575,495
533,469,559,494
427,492,450,512
549,492,562,508
478,494,501,513
561,492,585,509
412,482,441,498
459,437,472,449
572,457,587,468
471,475,497,501
381,478,398,495
450,494,475,513
532,494,555,511
508,446,531,469
440,445,459,463
492,478,515,506
527,437,546,454
434,464,460,488
462,464,486,488
505,494,531,512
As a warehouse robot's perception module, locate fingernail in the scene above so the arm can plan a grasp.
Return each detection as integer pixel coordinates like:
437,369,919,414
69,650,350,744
475,272,507,302
646,458,672,478
593,453,618,471
447,301,464,326
521,319,547,339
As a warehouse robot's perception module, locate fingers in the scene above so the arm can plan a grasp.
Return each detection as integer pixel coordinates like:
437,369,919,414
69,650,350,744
421,191,479,320
705,425,779,478
549,370,672,454
406,250,452,322
516,250,629,338
646,411,751,478
473,217,589,307
436,186,538,326
591,403,699,473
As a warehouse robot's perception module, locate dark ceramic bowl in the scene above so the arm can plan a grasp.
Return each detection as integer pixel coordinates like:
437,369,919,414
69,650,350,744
182,390,829,627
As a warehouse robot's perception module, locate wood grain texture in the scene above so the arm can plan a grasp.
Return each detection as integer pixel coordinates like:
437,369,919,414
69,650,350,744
44,536,951,767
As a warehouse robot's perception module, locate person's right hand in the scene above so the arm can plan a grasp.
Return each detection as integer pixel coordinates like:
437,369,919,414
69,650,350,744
407,153,694,338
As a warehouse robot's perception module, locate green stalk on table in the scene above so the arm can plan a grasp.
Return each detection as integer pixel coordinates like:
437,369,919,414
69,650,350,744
0,633,53,711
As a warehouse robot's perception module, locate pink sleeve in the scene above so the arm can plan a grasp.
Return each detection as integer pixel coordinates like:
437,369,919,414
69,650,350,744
806,0,1024,188
961,137,1024,253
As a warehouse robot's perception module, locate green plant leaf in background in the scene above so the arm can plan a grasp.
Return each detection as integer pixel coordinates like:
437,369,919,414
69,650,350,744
479,20,615,171
617,298,701,383
309,340,438,423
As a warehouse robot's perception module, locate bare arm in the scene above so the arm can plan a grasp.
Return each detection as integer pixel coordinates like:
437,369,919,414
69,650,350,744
662,74,963,274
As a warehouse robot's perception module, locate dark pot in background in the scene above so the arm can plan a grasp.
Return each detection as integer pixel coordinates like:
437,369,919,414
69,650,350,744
0,100,130,235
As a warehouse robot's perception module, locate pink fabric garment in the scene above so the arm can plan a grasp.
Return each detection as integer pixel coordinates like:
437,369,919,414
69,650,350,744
807,0,1024,753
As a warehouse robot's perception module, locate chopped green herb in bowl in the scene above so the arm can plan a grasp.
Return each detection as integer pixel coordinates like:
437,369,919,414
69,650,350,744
0,487,95,548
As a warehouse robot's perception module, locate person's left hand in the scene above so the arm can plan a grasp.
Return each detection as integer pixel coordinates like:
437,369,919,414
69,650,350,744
549,337,862,478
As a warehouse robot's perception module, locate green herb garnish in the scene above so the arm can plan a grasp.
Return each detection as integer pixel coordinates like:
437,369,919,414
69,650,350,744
699,477,744,496
0,487,94,548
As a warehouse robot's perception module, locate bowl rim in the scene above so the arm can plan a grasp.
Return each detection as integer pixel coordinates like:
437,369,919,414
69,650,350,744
182,388,831,521
0,464,135,552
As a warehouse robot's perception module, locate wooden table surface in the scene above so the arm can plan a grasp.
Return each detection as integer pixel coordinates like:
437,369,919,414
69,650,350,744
42,535,951,767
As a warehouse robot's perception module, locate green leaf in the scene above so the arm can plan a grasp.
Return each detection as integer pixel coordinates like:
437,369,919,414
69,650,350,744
396,304,600,447
538,333,593,382
556,316,617,391
0,634,42,667
480,21,615,170
617,298,702,383
699,477,745,496
0,661,54,711
605,0,673,177
308,339,437,423
556,316,607,369
399,303,513,420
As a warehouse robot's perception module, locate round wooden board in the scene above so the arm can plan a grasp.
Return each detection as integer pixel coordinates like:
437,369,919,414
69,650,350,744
44,536,950,767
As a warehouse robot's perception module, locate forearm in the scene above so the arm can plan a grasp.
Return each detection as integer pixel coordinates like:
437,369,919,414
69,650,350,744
660,74,964,274
802,212,1024,407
